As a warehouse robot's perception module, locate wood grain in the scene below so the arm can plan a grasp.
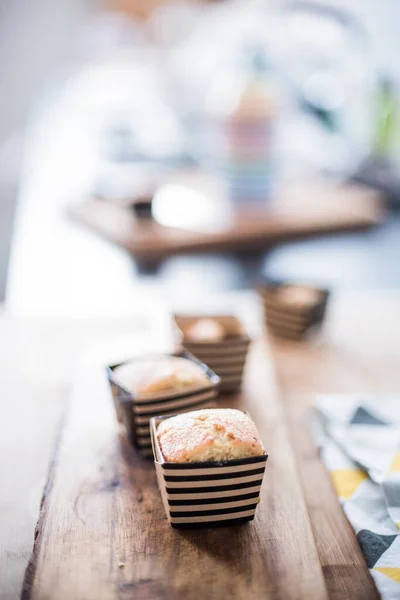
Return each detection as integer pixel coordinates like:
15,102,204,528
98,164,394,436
68,180,383,261
267,292,400,600
6,293,398,599
0,316,170,600
276,388,380,600
27,341,331,600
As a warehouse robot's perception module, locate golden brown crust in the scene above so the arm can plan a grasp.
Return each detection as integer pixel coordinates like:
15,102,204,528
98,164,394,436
113,357,209,395
157,408,265,463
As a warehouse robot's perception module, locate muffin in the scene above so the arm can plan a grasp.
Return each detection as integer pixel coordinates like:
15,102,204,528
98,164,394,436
151,408,268,529
174,315,251,392
274,285,322,309
113,356,210,396
185,319,226,343
157,408,264,463
107,353,220,457
258,279,329,340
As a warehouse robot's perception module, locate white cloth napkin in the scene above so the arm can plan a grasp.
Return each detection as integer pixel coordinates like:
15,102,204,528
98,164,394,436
313,395,400,599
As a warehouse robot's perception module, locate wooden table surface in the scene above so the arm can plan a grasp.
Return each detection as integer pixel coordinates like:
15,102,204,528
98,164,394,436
1,292,400,599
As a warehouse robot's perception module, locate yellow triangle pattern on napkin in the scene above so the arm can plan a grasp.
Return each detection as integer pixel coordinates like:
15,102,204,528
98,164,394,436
390,452,400,473
331,468,368,500
374,568,400,583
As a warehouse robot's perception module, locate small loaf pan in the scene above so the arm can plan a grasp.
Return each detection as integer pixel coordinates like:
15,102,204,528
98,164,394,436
106,351,220,457
150,414,268,529
173,314,251,392
258,279,329,340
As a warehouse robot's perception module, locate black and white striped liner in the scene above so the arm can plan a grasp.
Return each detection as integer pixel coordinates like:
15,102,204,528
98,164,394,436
261,304,311,339
151,415,268,528
258,281,329,341
174,315,251,392
106,351,220,457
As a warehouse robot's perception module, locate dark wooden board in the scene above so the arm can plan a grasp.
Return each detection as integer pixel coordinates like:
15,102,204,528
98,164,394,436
68,179,383,260
24,338,378,600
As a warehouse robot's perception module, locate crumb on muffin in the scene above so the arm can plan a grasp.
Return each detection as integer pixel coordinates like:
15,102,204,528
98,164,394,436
156,408,264,463
113,356,210,395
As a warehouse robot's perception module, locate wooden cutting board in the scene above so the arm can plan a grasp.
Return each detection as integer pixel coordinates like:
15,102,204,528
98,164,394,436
23,339,378,600
68,179,383,261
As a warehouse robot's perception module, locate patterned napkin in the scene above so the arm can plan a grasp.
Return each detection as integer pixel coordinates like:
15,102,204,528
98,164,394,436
313,395,400,599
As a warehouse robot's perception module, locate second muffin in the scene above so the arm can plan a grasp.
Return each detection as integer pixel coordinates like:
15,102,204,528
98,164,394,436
107,353,220,456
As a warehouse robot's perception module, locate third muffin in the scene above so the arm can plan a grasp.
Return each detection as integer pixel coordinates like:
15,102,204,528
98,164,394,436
174,315,251,392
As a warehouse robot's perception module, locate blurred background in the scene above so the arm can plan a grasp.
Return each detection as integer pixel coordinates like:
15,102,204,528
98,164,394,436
2,0,400,316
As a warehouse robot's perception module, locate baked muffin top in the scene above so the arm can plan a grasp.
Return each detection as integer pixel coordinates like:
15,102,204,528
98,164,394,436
184,317,245,343
156,408,264,463
113,356,210,396
185,318,226,342
275,285,321,308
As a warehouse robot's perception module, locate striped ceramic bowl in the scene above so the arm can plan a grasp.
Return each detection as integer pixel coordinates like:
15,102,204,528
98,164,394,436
258,279,330,340
106,351,220,457
174,315,251,393
150,414,268,529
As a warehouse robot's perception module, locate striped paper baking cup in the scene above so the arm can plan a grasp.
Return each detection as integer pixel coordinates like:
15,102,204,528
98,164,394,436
106,351,220,457
258,279,329,340
174,315,251,392
150,415,268,528
263,317,313,340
